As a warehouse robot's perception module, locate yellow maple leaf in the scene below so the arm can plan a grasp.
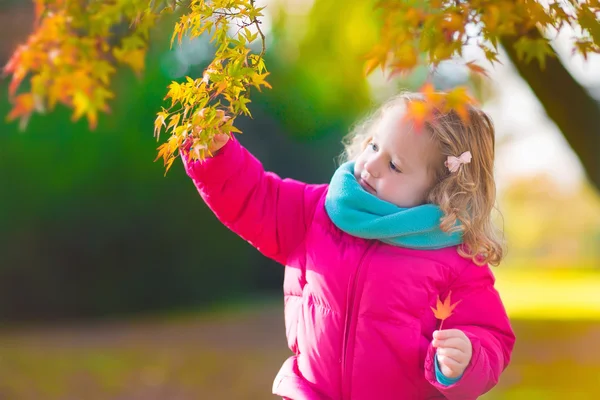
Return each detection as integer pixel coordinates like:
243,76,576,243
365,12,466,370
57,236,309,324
444,86,477,123
71,91,90,123
430,290,461,330
113,47,146,76
362,44,388,76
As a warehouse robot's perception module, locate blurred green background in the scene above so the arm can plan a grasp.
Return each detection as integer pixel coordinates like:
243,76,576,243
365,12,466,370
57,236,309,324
1,1,600,399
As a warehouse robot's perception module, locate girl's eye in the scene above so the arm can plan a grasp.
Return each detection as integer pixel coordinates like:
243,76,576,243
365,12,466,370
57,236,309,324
370,142,378,151
390,161,401,173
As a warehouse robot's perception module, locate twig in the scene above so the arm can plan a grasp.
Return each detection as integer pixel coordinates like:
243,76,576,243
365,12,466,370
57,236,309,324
249,0,266,58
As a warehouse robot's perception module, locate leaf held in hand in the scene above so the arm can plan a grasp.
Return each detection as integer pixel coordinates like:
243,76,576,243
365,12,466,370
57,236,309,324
431,290,461,327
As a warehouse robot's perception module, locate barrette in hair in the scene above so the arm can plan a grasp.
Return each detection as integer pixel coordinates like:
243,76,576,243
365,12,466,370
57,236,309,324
445,151,472,173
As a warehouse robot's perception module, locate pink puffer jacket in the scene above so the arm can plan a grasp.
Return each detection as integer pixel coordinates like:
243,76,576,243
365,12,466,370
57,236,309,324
183,138,515,400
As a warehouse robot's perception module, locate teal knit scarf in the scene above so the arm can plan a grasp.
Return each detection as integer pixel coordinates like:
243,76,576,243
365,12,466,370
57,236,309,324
324,161,463,250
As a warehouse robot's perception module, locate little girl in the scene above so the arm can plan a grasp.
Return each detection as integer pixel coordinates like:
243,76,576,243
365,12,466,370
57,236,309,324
181,92,515,399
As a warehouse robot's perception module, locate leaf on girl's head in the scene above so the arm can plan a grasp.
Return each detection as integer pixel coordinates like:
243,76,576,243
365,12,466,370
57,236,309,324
404,100,429,133
431,290,461,322
420,82,444,106
443,86,477,123
402,83,445,133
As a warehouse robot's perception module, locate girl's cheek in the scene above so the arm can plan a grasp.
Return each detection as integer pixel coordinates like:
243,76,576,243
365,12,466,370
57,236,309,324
354,161,363,175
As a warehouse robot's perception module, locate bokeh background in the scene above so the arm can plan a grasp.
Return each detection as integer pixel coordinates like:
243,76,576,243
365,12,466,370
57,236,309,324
1,1,600,399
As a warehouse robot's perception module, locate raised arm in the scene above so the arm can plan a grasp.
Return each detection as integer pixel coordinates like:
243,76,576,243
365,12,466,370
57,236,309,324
182,136,327,265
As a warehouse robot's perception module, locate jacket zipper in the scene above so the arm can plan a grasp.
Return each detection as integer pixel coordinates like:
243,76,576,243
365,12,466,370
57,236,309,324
341,241,375,400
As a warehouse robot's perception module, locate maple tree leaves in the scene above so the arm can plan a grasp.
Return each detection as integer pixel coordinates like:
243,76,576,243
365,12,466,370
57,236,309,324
404,82,477,131
153,0,270,173
2,0,599,173
366,0,600,128
366,0,600,80
431,290,462,330
3,0,163,130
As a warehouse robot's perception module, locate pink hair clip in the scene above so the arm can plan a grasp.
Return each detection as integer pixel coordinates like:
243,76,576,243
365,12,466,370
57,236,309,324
445,151,472,173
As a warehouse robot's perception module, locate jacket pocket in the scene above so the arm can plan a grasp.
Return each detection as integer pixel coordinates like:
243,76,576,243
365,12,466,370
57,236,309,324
273,356,330,400
353,315,424,399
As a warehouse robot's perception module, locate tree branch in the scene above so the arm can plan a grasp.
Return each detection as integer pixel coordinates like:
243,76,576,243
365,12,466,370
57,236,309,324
501,28,600,192
249,0,266,58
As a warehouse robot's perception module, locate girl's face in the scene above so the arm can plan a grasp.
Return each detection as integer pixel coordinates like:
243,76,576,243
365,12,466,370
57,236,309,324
354,106,441,208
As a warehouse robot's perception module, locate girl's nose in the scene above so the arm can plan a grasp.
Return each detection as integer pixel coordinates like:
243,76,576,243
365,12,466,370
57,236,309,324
364,158,380,178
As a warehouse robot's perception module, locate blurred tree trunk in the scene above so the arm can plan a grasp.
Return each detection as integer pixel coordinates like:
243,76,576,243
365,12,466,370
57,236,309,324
501,28,600,192
0,5,32,63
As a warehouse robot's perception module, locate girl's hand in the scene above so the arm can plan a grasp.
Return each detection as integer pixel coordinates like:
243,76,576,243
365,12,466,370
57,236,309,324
432,329,473,379
182,133,230,159
207,133,230,155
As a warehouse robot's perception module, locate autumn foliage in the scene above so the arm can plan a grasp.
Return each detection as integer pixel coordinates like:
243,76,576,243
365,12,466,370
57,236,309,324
3,0,600,173
431,290,462,330
3,0,162,130
154,0,270,172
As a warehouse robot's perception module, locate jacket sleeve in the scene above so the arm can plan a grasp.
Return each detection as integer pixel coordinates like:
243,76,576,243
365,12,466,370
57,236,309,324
181,137,327,265
424,262,516,399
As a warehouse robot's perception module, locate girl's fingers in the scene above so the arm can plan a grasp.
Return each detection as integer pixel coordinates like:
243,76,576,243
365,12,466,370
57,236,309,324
437,354,463,377
182,133,230,158
433,329,466,340
436,347,465,364
208,134,230,153
214,133,229,142
432,337,467,350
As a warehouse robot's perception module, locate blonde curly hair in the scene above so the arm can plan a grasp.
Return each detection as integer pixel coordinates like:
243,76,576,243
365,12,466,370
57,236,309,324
341,92,505,266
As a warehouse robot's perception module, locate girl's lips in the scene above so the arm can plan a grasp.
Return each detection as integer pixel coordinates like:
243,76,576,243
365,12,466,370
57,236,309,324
359,177,376,194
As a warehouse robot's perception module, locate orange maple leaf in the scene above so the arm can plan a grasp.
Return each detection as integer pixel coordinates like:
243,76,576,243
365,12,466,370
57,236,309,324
7,93,35,129
404,100,430,133
430,290,461,330
420,82,445,107
465,60,490,78
443,86,477,123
